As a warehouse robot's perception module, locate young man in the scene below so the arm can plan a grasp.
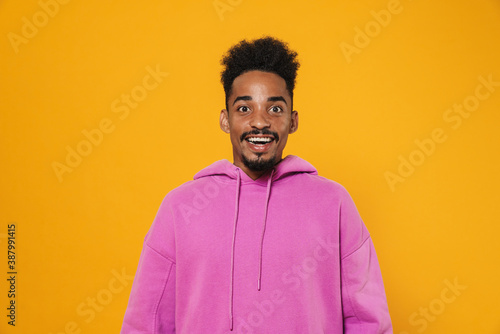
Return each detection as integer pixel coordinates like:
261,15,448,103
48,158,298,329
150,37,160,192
121,37,392,333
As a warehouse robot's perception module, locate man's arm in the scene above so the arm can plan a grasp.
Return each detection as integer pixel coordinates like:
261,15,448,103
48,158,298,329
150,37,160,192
341,236,392,333
338,188,392,333
121,241,176,333
121,197,177,333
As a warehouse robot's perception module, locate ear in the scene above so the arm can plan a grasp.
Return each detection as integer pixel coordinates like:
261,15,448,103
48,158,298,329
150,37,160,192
289,110,299,134
219,109,230,133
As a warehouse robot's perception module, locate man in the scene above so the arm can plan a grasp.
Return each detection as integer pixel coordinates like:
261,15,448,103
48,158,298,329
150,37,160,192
121,36,392,333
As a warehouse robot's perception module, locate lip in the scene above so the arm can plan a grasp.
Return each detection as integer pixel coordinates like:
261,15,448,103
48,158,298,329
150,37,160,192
244,135,275,153
244,134,275,140
246,140,274,153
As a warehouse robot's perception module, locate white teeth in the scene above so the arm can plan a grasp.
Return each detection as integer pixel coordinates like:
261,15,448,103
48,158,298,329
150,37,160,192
247,137,272,144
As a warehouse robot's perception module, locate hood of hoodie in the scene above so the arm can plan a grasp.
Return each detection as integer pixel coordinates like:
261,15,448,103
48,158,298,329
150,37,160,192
192,155,318,330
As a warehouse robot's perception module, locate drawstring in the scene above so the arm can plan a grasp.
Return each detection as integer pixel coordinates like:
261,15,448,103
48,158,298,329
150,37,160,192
229,168,241,331
257,169,273,291
229,168,274,330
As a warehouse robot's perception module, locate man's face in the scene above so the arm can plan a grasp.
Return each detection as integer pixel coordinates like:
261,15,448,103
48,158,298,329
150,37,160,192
220,70,298,179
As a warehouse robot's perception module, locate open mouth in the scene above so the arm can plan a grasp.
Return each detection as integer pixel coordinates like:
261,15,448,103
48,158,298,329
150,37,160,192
245,136,273,145
244,136,275,152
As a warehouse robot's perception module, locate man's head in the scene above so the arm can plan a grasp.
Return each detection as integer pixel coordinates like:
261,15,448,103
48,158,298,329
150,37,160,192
219,37,300,179
220,36,300,111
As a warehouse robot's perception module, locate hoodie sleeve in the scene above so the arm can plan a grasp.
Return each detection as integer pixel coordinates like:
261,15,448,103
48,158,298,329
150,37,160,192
121,197,176,334
339,189,392,333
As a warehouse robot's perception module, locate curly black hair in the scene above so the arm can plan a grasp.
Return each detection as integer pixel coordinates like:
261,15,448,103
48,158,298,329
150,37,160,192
220,36,300,110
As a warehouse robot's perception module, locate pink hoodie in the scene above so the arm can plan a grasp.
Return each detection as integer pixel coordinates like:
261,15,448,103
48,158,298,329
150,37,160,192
121,155,392,333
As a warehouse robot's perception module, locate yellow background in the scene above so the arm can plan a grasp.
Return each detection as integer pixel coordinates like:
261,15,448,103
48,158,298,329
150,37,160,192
1,0,499,333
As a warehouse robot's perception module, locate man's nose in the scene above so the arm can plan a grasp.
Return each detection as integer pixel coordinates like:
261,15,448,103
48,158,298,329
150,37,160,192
249,108,270,129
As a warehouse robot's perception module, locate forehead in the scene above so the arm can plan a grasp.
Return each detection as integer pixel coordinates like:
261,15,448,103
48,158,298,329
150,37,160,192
230,70,290,100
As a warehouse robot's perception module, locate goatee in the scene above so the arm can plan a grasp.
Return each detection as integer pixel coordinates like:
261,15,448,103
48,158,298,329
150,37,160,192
241,153,277,172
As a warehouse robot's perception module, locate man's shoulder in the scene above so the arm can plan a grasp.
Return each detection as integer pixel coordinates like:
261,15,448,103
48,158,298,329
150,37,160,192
278,155,348,191
296,171,350,195
162,177,210,197
161,171,230,207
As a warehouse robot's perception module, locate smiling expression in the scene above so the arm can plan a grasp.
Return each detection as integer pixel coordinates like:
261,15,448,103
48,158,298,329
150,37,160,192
220,70,298,180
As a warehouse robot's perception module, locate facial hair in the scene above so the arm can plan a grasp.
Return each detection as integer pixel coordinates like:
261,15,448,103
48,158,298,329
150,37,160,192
240,129,279,172
241,152,277,172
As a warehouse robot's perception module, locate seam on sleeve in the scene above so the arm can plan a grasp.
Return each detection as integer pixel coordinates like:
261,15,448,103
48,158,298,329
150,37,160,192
341,235,371,260
152,260,175,334
341,255,362,328
145,241,176,264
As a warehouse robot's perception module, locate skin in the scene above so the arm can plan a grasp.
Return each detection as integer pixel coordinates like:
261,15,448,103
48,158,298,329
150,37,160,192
219,70,299,180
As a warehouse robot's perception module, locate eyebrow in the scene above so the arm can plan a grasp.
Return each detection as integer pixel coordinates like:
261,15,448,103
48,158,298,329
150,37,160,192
232,96,288,106
232,96,252,105
267,96,287,105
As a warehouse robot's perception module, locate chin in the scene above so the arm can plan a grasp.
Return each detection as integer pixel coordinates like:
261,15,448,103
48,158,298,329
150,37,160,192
242,153,277,172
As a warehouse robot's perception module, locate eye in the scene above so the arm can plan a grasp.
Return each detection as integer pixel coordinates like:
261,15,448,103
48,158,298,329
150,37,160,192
270,106,283,113
237,106,250,112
